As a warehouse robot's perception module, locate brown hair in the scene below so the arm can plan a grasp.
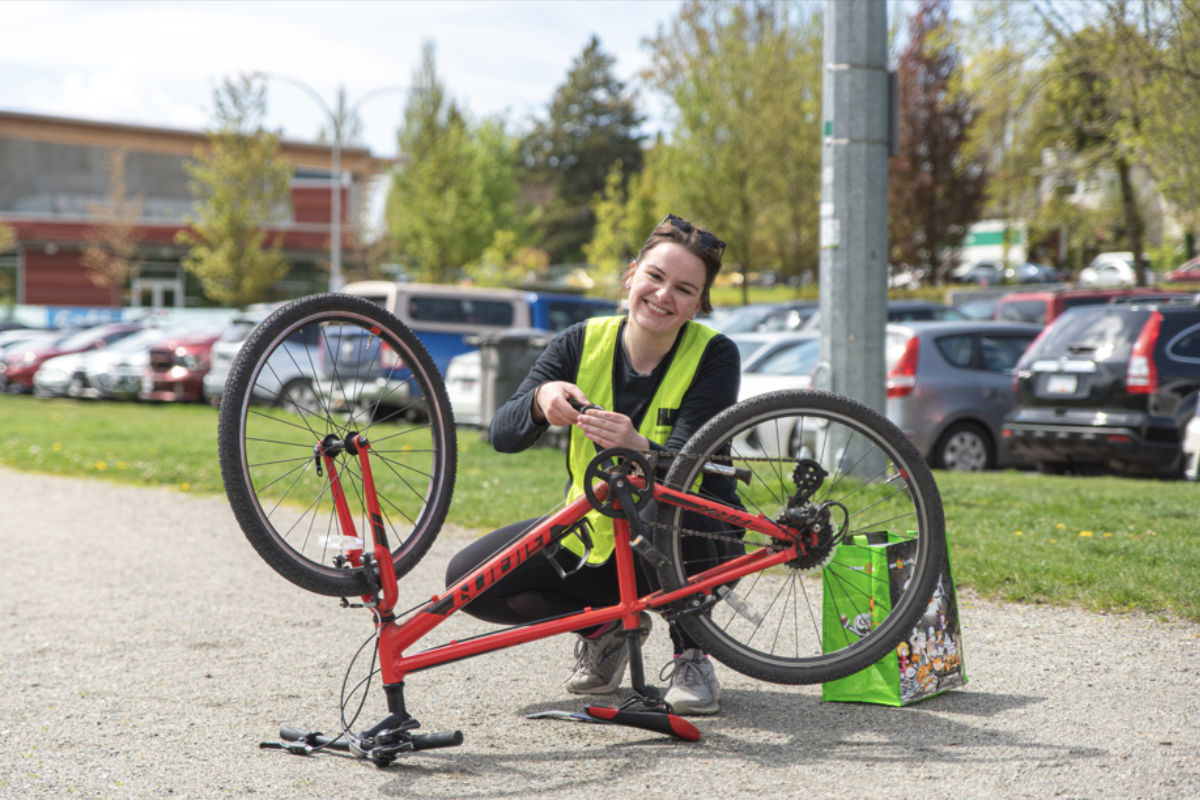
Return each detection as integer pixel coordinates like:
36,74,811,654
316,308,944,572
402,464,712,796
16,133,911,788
632,220,724,314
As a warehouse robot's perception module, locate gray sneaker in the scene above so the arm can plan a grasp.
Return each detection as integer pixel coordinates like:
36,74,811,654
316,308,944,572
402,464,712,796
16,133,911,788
565,613,652,695
661,649,722,715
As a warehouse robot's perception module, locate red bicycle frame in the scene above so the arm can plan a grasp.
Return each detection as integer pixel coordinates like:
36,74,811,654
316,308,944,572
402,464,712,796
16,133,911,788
323,436,807,687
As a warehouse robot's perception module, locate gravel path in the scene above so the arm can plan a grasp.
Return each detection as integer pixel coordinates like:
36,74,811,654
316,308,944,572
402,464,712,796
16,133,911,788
1,467,1198,799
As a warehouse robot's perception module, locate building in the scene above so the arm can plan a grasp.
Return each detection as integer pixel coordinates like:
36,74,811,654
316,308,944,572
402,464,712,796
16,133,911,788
0,110,384,314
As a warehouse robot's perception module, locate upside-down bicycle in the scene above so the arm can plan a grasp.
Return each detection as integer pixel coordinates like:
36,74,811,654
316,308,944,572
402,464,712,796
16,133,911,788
216,294,947,764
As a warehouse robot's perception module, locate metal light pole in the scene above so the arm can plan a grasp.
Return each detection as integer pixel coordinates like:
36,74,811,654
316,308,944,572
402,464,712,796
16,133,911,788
815,0,893,478
816,0,891,413
257,74,407,292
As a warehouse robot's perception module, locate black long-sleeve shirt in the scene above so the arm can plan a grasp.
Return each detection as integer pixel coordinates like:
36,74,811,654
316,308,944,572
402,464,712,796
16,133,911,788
489,318,742,456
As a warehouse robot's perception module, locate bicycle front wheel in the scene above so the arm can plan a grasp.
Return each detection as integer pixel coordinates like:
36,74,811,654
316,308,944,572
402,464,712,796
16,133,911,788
653,390,946,685
217,294,457,597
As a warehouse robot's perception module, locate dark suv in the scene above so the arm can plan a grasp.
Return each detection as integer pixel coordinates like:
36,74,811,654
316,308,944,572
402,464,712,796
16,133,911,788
1004,301,1200,476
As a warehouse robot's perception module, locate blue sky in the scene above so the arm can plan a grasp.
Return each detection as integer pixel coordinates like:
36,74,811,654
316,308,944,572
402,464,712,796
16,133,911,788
0,0,684,157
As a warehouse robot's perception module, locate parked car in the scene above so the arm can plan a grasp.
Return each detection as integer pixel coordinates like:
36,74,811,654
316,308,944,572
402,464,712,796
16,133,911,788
85,326,186,400
886,321,1042,471
0,327,50,356
1004,262,1066,284
727,331,820,373
1005,300,1200,476
1078,252,1158,287
737,335,822,401
203,312,320,409
140,322,227,402
0,323,141,393
949,262,1004,286
1164,256,1200,284
1183,404,1200,480
32,325,171,399
804,301,969,331
958,297,1000,321
993,287,1173,326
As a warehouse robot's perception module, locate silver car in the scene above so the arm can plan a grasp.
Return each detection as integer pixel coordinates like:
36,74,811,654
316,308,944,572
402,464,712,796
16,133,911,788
204,314,320,409
886,321,1042,471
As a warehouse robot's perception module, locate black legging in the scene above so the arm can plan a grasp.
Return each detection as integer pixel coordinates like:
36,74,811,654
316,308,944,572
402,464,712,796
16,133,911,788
445,508,739,654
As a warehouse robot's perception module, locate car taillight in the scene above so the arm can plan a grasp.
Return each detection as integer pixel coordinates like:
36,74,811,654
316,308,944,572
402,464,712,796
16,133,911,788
886,337,919,399
1126,310,1162,394
380,343,403,370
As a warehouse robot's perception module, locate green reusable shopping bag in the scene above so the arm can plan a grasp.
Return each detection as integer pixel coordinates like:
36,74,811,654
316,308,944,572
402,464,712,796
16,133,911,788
821,532,966,706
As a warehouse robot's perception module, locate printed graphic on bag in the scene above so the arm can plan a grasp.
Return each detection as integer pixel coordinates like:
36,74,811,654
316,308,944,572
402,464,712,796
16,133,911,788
821,532,966,706
888,539,964,704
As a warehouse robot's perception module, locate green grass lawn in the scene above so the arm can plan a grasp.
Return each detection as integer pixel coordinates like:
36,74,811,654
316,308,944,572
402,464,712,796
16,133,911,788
2,395,1197,620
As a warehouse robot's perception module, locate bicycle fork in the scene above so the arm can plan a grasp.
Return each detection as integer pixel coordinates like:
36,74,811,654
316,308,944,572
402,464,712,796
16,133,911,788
314,433,398,614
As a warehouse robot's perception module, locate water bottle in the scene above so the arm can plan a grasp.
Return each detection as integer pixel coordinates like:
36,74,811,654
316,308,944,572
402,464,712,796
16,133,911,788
717,586,764,627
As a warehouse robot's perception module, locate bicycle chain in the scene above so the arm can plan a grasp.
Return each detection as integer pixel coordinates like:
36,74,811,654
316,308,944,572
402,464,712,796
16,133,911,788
621,448,805,548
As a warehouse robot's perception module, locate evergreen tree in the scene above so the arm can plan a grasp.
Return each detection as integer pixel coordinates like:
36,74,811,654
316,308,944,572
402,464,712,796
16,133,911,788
177,75,292,309
388,42,523,283
889,0,987,284
521,36,645,263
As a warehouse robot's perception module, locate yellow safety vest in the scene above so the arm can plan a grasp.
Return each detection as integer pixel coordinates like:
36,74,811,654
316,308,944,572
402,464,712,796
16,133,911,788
563,315,719,564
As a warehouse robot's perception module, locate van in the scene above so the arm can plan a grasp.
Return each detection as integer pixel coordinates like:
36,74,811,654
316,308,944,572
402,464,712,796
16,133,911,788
342,281,618,374
341,281,617,418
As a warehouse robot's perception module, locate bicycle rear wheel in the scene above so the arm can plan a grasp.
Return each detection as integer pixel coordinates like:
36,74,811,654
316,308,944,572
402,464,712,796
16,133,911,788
217,294,456,597
652,390,946,685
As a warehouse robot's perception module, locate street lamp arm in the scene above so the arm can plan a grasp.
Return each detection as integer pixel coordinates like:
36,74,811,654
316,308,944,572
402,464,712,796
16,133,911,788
254,71,334,122
349,85,412,116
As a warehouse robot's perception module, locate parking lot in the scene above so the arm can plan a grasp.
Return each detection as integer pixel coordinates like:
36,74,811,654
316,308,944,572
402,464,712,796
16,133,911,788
2,468,1198,799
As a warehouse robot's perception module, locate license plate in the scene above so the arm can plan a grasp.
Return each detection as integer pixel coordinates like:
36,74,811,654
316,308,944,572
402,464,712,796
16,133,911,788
1045,374,1077,394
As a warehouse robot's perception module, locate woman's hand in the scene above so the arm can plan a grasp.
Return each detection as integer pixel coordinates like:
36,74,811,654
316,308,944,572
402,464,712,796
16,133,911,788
576,409,649,451
531,381,589,427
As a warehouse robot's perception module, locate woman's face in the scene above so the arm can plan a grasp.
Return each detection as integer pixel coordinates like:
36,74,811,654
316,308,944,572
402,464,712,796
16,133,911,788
626,242,707,337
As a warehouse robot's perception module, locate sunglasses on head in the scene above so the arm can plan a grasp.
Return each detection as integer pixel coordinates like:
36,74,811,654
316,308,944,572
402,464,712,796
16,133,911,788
657,214,726,259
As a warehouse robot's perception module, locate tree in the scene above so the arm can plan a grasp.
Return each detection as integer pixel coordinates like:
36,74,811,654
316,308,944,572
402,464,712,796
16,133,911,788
961,1,1048,268
645,1,823,302
177,75,292,309
0,221,16,305
1098,0,1200,260
1033,19,1151,283
464,230,550,288
521,36,646,263
81,149,144,308
889,0,987,284
387,42,523,283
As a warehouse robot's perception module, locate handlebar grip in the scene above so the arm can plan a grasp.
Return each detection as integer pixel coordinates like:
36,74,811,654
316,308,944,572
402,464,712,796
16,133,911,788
410,730,464,751
280,726,311,742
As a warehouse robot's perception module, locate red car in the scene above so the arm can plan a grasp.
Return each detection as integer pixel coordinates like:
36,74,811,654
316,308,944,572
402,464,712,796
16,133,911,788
139,327,224,402
0,323,142,393
1164,257,1200,283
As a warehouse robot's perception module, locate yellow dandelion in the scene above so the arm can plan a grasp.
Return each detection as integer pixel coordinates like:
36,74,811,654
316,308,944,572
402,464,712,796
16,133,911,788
1055,523,1065,529
95,461,107,471
1079,531,1093,537
1050,539,1057,543
1014,531,1023,536
1104,532,1113,538
52,443,63,452
180,482,191,491
117,462,127,470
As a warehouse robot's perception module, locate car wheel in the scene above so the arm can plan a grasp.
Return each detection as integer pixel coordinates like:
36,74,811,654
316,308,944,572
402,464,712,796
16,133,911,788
279,378,318,416
935,422,993,472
